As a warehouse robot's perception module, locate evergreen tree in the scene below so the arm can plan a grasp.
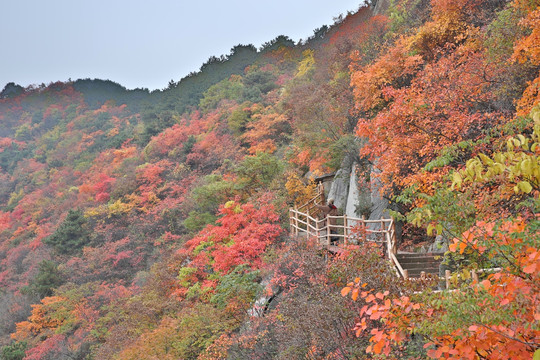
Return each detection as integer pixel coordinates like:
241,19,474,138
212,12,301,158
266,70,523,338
22,260,64,299
1,341,27,360
44,209,90,255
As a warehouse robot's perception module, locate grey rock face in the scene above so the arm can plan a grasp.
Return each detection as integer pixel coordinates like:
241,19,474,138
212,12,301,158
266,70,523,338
346,163,362,218
428,235,449,253
368,166,389,225
327,167,350,210
372,0,391,15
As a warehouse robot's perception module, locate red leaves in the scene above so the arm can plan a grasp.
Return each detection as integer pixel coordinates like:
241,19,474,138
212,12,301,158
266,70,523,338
352,22,508,195
180,198,282,293
342,276,417,355
136,162,167,188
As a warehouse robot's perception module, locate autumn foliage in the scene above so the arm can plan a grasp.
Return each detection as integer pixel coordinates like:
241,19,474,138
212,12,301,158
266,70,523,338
0,0,539,358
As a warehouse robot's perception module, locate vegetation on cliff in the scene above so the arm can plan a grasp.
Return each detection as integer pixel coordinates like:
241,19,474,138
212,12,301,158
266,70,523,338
0,0,538,358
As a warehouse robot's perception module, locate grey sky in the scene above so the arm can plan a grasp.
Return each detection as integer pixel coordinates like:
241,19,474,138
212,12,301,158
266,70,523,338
1,0,364,91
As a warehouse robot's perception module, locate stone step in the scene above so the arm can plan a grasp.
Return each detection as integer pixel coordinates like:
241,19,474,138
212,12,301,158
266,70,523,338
401,262,440,270
396,252,444,259
398,258,441,265
404,266,440,272
396,252,444,279
407,268,440,277
397,255,443,263
405,268,439,276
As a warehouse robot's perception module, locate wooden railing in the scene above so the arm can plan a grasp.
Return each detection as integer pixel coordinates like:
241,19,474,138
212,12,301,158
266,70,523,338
289,208,394,245
289,200,502,288
296,183,325,215
289,182,406,277
289,205,405,277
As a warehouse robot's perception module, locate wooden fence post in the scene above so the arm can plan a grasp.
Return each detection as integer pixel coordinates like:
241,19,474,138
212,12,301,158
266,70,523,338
319,182,325,204
294,206,298,236
391,221,397,255
344,214,348,245
289,209,293,236
361,215,366,242
327,220,331,247
403,269,409,280
381,218,386,244
306,210,310,237
472,269,478,283
315,216,320,245
445,270,451,290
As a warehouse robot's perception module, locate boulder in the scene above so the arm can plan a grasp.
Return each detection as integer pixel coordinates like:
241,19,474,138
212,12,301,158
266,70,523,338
327,167,350,210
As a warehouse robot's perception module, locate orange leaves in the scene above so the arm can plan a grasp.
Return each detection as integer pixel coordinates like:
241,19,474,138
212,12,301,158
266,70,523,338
340,286,351,297
111,145,136,166
480,279,492,290
0,210,11,233
410,3,470,58
353,36,505,194
136,161,167,187
350,38,423,113
511,5,540,114
12,296,67,341
512,7,540,66
516,76,540,116
144,123,189,158
341,277,367,301
342,276,411,356
242,110,289,155
449,239,469,254
522,248,540,274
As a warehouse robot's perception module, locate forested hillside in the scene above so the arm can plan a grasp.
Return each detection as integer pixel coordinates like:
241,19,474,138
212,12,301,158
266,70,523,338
0,0,538,359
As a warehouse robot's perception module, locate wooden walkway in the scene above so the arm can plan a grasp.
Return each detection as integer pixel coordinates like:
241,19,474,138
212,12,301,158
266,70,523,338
288,186,501,289
289,184,502,290
288,183,408,277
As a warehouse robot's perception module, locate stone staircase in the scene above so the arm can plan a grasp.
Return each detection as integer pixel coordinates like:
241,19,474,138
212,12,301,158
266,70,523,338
396,252,445,278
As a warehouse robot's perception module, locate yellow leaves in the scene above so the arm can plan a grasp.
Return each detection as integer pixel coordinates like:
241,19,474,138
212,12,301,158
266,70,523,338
410,13,469,57
224,200,242,214
427,223,443,236
520,158,534,175
85,198,136,218
285,173,317,206
506,134,530,151
451,113,540,194
514,180,533,194
296,49,315,78
107,199,135,217
451,171,463,189
410,211,424,227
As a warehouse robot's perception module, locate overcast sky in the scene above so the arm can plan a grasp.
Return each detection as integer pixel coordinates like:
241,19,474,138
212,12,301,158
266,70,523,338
1,0,364,91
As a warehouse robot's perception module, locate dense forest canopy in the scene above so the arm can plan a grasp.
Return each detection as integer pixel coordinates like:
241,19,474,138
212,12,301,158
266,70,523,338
0,0,538,359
